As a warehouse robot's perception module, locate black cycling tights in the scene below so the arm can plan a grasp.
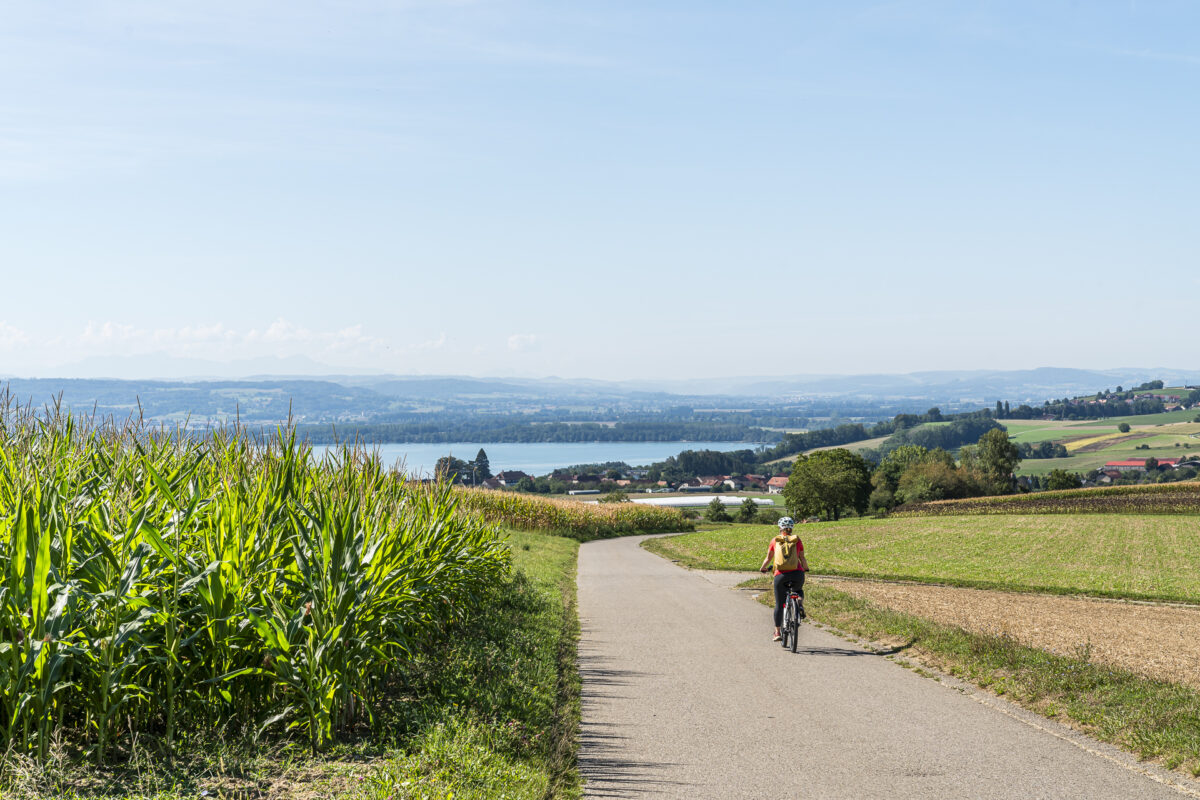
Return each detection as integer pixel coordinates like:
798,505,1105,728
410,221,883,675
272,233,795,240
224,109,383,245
773,571,806,628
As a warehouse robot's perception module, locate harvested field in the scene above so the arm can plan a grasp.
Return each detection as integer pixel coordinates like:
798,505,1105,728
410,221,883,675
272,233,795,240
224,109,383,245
894,480,1200,517
817,577,1200,690
1067,432,1153,453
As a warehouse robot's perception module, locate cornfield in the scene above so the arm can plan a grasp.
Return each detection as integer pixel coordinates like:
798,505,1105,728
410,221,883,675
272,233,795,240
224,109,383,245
453,488,693,541
0,403,510,763
893,480,1200,517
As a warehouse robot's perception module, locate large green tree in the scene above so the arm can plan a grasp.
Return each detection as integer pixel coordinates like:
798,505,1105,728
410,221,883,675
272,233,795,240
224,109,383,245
470,448,492,480
738,496,759,522
1045,469,1082,490
705,497,731,522
435,455,469,484
783,448,872,521
976,428,1021,494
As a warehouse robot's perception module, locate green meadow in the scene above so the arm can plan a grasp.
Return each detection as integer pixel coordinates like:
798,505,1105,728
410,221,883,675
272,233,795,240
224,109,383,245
643,515,1200,603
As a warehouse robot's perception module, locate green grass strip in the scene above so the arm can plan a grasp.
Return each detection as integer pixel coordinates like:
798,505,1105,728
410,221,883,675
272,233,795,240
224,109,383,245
643,516,1200,604
355,529,583,800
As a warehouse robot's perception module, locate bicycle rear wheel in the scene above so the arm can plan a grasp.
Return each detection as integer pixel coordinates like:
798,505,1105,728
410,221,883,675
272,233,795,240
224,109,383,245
789,599,800,653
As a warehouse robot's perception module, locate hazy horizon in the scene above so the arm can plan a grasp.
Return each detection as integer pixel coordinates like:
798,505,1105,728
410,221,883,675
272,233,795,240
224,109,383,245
3,358,1195,390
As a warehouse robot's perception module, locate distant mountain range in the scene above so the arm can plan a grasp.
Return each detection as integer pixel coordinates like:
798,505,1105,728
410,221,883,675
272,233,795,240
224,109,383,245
1,367,1195,426
352,367,1199,402
651,367,1200,402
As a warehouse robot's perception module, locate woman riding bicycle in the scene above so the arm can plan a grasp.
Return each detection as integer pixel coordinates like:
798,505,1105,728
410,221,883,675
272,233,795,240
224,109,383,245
760,516,808,642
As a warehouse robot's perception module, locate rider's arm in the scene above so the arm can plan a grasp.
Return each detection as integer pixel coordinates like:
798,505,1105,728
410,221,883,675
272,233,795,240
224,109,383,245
760,543,773,572
799,552,809,571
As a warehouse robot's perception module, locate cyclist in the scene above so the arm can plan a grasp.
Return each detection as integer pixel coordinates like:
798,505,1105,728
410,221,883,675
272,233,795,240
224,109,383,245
759,516,808,641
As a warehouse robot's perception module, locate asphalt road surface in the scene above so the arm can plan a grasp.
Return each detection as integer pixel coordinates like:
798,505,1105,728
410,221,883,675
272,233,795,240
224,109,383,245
578,534,1200,800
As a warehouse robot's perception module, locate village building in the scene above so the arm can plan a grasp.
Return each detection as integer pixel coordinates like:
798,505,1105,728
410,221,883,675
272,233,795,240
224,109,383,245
1103,458,1181,473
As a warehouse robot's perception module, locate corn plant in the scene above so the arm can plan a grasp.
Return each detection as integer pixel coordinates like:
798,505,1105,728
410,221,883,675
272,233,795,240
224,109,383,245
0,401,511,762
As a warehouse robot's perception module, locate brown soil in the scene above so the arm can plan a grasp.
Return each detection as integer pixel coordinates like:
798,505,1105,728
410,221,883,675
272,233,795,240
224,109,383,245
815,577,1200,689
1071,432,1153,453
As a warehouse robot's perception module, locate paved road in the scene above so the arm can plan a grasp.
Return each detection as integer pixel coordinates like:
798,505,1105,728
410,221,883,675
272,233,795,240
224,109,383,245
578,535,1200,799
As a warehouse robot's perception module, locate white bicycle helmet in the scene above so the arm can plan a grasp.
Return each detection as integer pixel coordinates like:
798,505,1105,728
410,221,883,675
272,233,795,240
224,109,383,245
777,516,795,529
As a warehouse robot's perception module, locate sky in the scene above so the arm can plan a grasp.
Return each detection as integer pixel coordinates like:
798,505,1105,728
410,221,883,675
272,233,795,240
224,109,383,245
1,1,1197,381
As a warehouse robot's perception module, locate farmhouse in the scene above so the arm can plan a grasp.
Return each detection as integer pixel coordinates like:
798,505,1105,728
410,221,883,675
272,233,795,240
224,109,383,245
495,470,531,486
767,476,789,494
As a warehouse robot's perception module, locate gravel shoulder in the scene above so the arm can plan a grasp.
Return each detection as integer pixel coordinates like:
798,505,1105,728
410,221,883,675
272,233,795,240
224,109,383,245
814,576,1200,689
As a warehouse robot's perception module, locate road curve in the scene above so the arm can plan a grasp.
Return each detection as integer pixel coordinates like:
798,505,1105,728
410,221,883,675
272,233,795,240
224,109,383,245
578,534,1199,800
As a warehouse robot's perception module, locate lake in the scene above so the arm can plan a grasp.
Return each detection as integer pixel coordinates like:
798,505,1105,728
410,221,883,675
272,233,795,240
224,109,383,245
313,441,763,477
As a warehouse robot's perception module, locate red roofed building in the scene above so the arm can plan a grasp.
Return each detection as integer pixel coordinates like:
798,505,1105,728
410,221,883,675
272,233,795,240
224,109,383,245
767,476,789,494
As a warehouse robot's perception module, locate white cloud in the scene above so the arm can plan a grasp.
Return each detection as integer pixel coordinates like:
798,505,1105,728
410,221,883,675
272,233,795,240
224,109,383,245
262,318,314,343
79,321,141,344
507,333,537,351
414,332,447,351
0,321,30,350
60,318,392,363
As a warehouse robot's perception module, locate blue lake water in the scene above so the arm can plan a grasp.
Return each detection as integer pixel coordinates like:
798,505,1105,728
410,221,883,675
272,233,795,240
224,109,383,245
314,441,764,477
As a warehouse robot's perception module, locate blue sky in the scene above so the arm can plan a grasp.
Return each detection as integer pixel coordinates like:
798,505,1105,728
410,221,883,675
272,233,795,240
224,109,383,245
1,1,1196,380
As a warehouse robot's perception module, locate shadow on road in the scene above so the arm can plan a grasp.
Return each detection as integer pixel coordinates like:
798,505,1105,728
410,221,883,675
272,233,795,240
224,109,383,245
579,639,694,796
799,640,914,658
579,720,690,797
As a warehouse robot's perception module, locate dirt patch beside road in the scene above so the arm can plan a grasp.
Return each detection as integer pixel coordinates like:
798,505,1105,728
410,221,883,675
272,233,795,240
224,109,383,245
815,577,1200,689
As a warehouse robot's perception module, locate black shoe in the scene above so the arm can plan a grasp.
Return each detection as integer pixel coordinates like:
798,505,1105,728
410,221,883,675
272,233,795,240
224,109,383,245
798,604,806,619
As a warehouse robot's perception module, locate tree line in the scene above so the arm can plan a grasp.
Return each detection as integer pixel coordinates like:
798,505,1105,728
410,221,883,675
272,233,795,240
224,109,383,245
298,420,780,444
784,428,1023,520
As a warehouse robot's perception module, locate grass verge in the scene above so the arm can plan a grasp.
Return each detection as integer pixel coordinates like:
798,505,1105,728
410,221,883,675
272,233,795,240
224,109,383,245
642,516,1200,604
350,529,582,800
758,585,1200,777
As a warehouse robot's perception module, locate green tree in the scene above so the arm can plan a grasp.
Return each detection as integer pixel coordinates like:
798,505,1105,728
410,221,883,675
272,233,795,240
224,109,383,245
434,455,469,484
738,496,759,522
471,448,492,480
705,497,731,522
976,428,1021,494
871,445,932,494
895,461,970,504
782,448,871,521
1044,469,1082,490
870,446,956,510
1118,422,1131,433
600,490,630,503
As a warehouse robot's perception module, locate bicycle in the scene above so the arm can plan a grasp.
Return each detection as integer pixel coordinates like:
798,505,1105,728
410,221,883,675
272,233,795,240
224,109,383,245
780,589,804,653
